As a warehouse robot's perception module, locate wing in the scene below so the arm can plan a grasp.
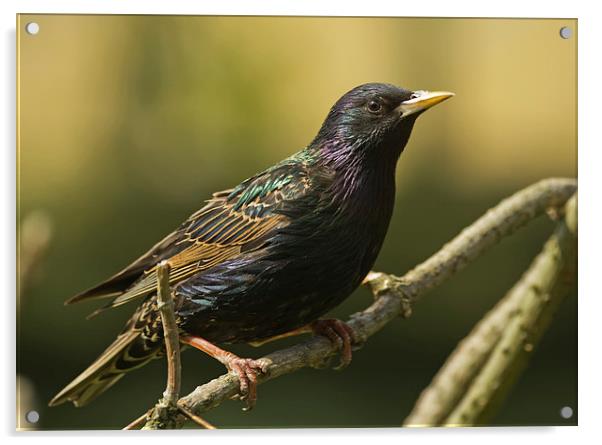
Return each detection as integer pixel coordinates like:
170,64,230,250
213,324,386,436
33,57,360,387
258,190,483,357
68,156,319,315
65,189,233,305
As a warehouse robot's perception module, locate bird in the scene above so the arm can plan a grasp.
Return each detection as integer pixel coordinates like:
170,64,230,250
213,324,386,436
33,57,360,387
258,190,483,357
49,82,453,410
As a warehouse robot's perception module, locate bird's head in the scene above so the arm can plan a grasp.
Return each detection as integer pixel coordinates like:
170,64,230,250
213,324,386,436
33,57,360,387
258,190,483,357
312,83,453,168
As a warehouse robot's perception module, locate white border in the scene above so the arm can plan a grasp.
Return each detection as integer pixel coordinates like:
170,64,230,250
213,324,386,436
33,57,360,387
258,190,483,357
3,1,600,444
0,0,586,18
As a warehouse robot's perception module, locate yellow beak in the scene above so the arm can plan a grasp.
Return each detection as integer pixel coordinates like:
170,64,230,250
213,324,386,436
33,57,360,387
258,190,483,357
397,91,455,117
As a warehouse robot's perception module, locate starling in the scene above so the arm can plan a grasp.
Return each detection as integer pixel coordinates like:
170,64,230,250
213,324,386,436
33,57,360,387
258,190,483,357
49,83,453,409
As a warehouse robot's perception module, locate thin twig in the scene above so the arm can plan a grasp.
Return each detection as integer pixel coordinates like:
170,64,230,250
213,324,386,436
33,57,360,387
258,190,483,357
164,177,576,428
156,261,181,405
122,411,149,430
140,261,183,430
177,404,217,429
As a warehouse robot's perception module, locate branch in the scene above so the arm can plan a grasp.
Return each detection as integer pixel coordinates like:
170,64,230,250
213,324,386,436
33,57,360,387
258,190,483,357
123,412,148,430
141,261,183,430
156,261,182,405
445,195,576,425
404,194,577,426
168,177,576,428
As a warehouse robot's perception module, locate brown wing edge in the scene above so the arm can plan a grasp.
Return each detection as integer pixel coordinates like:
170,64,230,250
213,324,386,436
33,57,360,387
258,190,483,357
64,266,147,305
63,191,234,306
64,229,184,305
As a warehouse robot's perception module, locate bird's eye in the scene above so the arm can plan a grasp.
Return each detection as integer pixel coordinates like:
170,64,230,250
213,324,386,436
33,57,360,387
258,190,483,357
367,100,382,114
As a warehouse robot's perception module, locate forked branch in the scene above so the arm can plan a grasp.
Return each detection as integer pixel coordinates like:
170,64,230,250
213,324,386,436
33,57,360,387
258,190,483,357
404,194,577,426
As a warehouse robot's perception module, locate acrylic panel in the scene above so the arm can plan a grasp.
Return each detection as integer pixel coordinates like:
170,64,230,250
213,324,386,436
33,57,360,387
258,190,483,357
17,15,577,430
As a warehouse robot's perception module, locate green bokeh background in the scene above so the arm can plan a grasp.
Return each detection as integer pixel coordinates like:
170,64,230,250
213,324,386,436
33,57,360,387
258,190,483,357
17,15,577,429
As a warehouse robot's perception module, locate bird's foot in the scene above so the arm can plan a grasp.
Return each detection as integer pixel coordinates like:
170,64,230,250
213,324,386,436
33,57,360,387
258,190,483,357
180,335,268,411
310,319,358,370
222,355,269,411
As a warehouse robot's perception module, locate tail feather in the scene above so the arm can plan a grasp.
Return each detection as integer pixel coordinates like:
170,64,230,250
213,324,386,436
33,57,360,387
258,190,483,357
49,329,162,407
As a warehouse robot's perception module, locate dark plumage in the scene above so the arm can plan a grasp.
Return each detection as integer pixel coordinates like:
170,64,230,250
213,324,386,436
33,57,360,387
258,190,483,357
50,83,453,408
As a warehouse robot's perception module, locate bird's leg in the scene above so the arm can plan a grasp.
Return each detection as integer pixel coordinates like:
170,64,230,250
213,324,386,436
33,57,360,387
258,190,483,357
250,319,358,370
248,325,313,347
180,335,268,410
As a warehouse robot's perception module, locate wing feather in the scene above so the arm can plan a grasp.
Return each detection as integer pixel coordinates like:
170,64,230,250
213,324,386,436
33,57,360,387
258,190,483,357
80,159,315,315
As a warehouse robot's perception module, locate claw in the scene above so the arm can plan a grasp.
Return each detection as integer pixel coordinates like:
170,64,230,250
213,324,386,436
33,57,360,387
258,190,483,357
226,357,267,411
311,319,358,370
180,335,268,411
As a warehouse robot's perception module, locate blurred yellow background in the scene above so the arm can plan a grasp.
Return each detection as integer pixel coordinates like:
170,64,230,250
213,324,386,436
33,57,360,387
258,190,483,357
17,15,576,429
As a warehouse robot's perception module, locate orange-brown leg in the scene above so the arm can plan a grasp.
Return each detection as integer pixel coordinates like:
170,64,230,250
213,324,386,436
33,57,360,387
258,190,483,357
180,335,268,410
250,319,358,370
